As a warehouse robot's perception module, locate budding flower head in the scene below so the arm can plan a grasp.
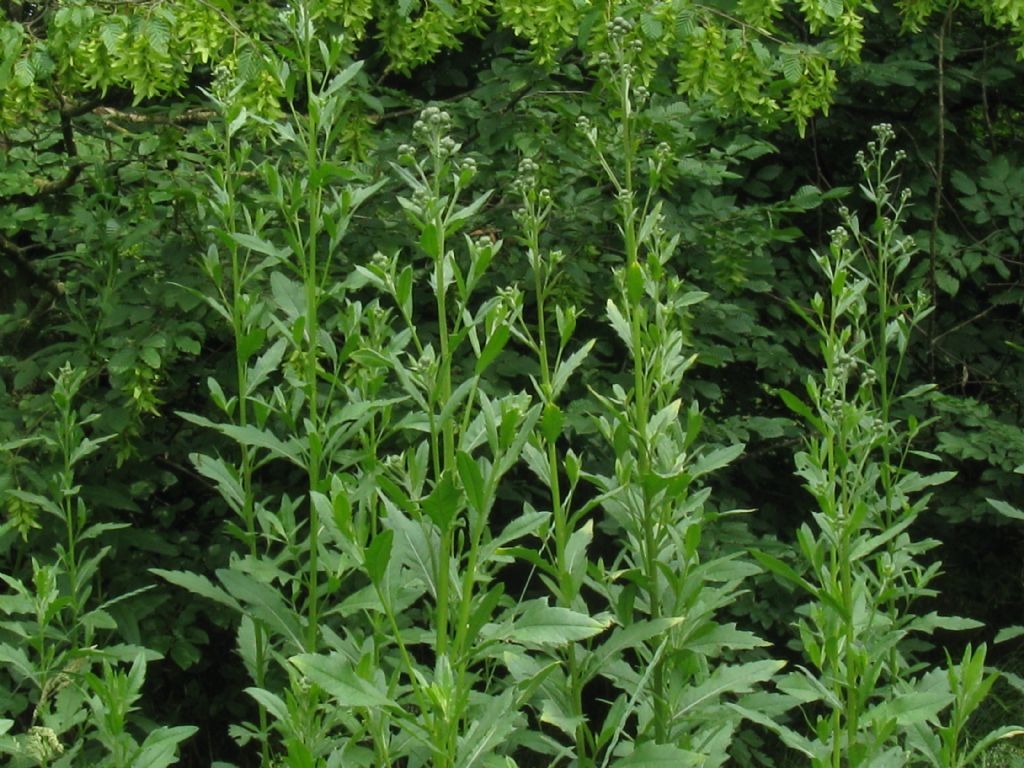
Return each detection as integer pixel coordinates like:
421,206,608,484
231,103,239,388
413,105,452,145
398,143,416,164
438,135,457,157
518,157,540,177
607,15,633,38
421,105,451,128
873,122,895,142
829,226,849,250
513,157,540,193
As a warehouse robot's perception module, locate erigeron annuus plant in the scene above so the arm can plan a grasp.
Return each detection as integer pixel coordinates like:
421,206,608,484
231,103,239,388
509,155,601,764
348,102,551,767
158,3,391,765
516,13,783,766
758,125,1021,767
0,366,194,767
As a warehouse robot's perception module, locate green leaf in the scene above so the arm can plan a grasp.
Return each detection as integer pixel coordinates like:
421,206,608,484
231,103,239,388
750,549,807,592
6,490,62,521
191,454,244,511
13,57,34,87
446,190,493,233
591,617,684,672
778,387,822,430
731,704,827,759
246,339,287,397
988,498,1024,521
821,0,842,18
0,646,34,681
217,569,304,651
950,169,978,196
675,660,784,719
639,12,663,40
551,339,596,398
995,625,1024,644
422,470,461,531
364,528,393,588
692,443,745,477
290,653,396,708
457,688,521,768
910,611,983,633
478,508,548,565
324,60,363,97
863,688,952,727
456,451,487,515
935,269,960,296
508,601,611,645
474,323,510,376
963,725,1024,765
131,726,198,768
245,687,290,723
150,568,240,612
606,299,633,351
540,403,564,444
178,413,304,468
230,232,290,260
612,743,704,767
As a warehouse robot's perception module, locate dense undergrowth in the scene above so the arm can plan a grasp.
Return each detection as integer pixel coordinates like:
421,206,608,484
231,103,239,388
2,1,1024,766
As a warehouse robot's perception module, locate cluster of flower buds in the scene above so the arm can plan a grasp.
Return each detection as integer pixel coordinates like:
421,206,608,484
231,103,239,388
408,106,459,157
607,15,633,38
873,122,895,143
413,106,452,140
511,157,540,195
397,143,416,163
458,155,478,185
828,224,850,251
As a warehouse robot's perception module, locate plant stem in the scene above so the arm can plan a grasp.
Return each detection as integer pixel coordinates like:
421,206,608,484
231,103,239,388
302,24,324,654
222,124,272,768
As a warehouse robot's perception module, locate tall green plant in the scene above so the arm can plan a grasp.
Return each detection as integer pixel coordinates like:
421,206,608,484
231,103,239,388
504,14,783,766
0,366,194,766
156,2,387,764
757,125,1018,766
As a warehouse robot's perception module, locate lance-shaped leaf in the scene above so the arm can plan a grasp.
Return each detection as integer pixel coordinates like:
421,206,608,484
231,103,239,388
506,600,612,645
290,653,396,709
217,569,304,651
